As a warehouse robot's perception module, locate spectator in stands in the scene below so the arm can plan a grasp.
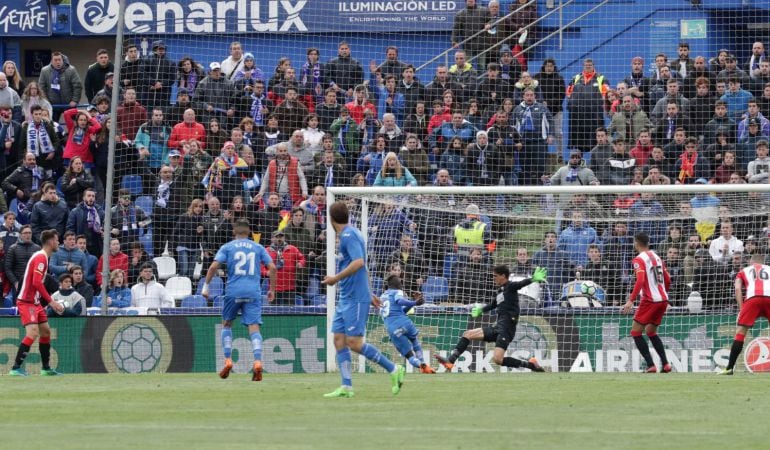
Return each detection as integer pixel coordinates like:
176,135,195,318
140,41,176,109
750,62,770,97
439,137,467,186
29,183,67,244
397,65,424,116
378,113,406,153
201,118,226,154
403,101,429,149
370,201,416,271
166,89,194,126
497,44,523,83
19,105,58,181
512,87,552,185
557,210,598,268
273,86,309,136
220,41,245,80
689,77,716,137
451,0,487,64
50,231,89,280
172,199,205,279
71,235,97,288
651,78,690,123
746,139,770,183
62,107,101,168
283,207,318,270
738,119,767,168
567,59,610,153
465,130,501,186
116,88,146,140
703,100,735,147
202,141,248,207
629,192,667,245
102,269,132,308
298,185,327,237
643,164,671,185
388,233,426,297
629,129,655,167
452,203,492,260
746,41,766,79
451,247,494,304
298,48,325,110
20,82,52,124
401,134,430,185
655,102,691,147
4,225,38,298
713,150,739,183
126,242,154,285
610,95,652,145
377,46,407,81
326,41,364,102
93,72,120,105
168,109,206,151
737,100,770,140
48,272,85,316
429,111,477,156
691,248,731,309
120,44,142,93
582,244,622,305
194,62,236,127
428,97,452,137
135,107,172,171
671,42,695,82
257,142,308,208
3,61,24,97
2,152,46,204
511,247,533,276
0,212,19,250
720,76,754,122
373,151,418,187
151,165,183,257
531,230,571,291
329,106,361,174
267,130,315,179
535,58,566,151
84,49,113,103
68,264,94,307
549,151,600,216
596,138,635,185
662,246,686,304
312,145,345,188
675,138,710,184
177,140,212,206
131,262,174,309
110,189,150,251
251,192,281,242
658,224,686,254
66,188,104,257
476,63,510,116
317,88,341,132
37,52,81,120
267,57,291,92
96,238,129,288
588,127,612,173
265,230,306,305
718,54,749,86
369,67,406,126
426,65,463,105
60,156,93,209
301,114,324,154
512,71,542,105
448,51,478,97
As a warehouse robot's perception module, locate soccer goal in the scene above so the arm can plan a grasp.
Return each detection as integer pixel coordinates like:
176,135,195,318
326,184,770,374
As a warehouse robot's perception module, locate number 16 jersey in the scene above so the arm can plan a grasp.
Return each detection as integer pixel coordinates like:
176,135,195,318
632,250,669,303
215,238,273,299
737,263,770,300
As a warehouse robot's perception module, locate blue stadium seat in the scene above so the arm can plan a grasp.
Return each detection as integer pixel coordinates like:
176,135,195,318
139,230,154,257
197,276,224,298
422,276,449,303
134,195,154,217
121,175,143,196
181,295,208,308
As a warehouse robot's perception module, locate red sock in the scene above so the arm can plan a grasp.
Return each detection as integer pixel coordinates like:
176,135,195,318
22,336,34,346
630,330,643,337
735,333,745,342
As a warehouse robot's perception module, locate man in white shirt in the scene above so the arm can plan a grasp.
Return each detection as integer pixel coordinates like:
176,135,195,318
220,41,245,80
131,262,174,308
708,221,744,264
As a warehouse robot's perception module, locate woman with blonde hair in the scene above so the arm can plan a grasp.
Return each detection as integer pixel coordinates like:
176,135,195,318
20,81,53,122
104,269,132,308
3,61,25,94
373,152,417,187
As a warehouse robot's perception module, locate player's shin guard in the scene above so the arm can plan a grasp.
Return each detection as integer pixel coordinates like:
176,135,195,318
727,333,745,370
337,348,352,387
221,327,233,359
12,336,34,369
250,332,263,361
449,337,471,363
404,351,422,369
631,331,655,367
412,342,425,363
39,336,51,370
647,333,668,366
360,343,396,373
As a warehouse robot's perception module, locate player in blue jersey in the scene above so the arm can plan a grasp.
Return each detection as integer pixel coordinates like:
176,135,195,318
379,274,436,374
322,201,406,397
202,219,277,381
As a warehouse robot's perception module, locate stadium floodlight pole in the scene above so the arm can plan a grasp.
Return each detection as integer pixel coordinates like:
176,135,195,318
100,0,128,314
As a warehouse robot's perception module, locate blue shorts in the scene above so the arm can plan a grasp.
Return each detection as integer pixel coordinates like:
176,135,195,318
222,296,262,326
331,301,370,336
386,319,419,357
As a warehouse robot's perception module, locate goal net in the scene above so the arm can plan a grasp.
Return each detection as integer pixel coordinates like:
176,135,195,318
327,185,770,374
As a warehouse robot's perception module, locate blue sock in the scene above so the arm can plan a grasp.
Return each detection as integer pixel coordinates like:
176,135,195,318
361,343,395,373
337,348,352,387
413,341,425,363
221,328,233,359
407,355,422,368
250,332,263,361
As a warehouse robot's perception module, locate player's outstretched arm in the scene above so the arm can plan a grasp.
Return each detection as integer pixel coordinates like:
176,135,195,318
622,270,645,314
322,258,365,286
734,277,744,312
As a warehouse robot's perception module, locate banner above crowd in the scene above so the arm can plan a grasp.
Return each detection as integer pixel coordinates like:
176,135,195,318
70,0,461,35
0,0,51,36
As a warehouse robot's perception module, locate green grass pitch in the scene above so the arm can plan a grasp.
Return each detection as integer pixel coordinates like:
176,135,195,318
1,372,767,449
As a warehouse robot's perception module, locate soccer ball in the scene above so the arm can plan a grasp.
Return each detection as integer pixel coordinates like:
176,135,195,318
111,323,163,373
580,281,597,297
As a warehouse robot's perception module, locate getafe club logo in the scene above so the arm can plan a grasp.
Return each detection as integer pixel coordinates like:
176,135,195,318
744,336,770,373
76,0,119,34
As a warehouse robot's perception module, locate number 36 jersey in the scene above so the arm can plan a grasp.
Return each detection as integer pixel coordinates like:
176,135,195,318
632,251,669,303
215,238,273,299
737,263,770,300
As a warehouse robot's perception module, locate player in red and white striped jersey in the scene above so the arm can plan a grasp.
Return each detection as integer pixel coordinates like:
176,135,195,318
9,229,64,377
621,233,673,373
720,254,770,375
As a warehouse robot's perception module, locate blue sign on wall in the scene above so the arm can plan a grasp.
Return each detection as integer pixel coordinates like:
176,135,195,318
70,0,461,35
0,0,51,36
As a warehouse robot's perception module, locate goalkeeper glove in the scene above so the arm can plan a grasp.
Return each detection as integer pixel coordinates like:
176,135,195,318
471,304,484,318
531,266,548,283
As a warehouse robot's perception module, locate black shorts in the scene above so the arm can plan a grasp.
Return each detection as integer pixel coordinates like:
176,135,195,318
482,316,518,350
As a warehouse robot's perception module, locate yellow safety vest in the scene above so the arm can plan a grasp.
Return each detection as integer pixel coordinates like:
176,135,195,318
572,74,605,94
454,221,486,247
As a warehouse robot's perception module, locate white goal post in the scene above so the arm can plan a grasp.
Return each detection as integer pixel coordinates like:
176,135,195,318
325,184,770,373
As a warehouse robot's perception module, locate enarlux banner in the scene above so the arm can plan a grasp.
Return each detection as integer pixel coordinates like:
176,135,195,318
70,0,461,35
2,313,767,374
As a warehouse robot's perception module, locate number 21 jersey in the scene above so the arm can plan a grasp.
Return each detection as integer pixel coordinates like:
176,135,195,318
215,239,273,299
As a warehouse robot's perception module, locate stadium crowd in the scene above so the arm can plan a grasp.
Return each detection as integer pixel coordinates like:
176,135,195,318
0,0,768,310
